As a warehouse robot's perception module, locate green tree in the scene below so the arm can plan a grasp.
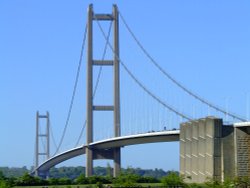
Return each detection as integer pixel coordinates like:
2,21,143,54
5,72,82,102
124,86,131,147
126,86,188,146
57,177,72,185
232,176,250,188
0,171,5,180
0,179,10,188
222,177,235,188
113,173,139,187
161,171,186,187
75,174,89,184
15,173,43,186
137,176,159,183
0,172,10,188
96,181,104,188
6,177,16,187
48,177,59,185
203,178,223,188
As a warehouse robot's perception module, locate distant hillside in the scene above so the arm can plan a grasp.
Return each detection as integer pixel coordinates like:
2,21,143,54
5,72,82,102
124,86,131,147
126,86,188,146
0,166,172,179
49,166,169,179
0,166,29,177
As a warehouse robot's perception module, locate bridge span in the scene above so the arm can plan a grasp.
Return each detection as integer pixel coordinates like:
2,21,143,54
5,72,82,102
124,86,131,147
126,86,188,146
35,130,179,174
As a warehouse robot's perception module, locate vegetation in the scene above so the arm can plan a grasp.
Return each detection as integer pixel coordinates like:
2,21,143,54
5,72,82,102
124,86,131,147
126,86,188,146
113,172,139,187
201,176,250,188
0,168,161,187
0,166,168,179
49,166,168,180
0,171,10,188
0,167,29,178
1,167,250,187
161,171,186,187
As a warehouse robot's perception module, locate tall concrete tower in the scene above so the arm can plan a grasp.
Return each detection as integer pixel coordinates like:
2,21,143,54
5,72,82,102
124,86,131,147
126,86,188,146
35,111,50,177
86,4,121,177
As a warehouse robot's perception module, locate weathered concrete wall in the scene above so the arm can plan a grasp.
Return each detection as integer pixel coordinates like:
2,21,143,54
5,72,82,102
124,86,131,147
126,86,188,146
180,121,186,177
222,126,235,179
180,117,222,183
191,121,198,182
198,119,206,182
180,117,250,183
235,127,250,177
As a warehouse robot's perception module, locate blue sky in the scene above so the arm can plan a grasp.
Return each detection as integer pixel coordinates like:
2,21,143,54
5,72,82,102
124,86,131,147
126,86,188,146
1,0,250,171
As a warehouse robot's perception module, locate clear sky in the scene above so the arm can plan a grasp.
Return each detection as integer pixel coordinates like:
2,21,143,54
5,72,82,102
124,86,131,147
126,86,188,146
1,0,250,171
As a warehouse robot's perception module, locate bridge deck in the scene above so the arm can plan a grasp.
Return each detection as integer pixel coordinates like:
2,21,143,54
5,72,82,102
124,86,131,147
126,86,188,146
34,130,180,173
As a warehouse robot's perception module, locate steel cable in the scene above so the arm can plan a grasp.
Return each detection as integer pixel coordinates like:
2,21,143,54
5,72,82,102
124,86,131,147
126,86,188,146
49,119,58,150
53,24,88,155
74,21,113,147
118,10,246,122
94,15,192,121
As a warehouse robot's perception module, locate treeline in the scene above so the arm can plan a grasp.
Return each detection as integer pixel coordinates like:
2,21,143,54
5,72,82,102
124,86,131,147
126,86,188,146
0,167,29,178
1,170,250,188
0,166,168,179
0,171,162,187
50,166,168,179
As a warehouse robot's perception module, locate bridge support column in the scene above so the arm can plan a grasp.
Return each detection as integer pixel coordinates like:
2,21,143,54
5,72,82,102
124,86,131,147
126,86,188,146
114,148,121,177
86,148,93,177
113,4,121,177
86,4,94,177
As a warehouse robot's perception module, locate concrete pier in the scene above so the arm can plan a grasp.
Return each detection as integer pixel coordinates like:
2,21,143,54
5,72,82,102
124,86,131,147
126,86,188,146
180,117,250,183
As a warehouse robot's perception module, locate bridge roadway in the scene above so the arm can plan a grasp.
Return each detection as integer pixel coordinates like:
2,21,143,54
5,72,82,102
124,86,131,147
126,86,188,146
35,130,180,174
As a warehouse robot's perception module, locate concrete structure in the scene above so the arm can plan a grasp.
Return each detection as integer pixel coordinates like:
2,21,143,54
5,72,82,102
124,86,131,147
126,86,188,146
33,112,250,182
86,4,121,177
35,111,50,177
32,3,250,181
232,122,250,177
32,130,179,176
180,117,250,183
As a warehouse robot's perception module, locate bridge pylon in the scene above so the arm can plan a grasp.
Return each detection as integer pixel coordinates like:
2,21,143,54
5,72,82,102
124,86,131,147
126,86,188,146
35,111,50,178
86,4,121,177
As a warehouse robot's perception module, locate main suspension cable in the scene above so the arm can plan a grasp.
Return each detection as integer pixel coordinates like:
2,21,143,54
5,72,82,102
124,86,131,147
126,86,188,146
49,119,58,150
119,11,246,122
74,21,113,147
33,133,36,169
74,120,86,147
94,15,192,121
93,21,113,98
54,23,88,155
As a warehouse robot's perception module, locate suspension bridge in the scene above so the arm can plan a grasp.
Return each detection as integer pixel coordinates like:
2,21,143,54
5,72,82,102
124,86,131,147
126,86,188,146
32,4,248,181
